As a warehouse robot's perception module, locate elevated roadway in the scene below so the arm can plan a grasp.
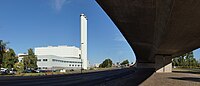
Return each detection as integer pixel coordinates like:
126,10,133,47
96,0,200,72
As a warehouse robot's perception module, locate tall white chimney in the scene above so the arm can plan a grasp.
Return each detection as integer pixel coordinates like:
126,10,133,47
80,14,88,69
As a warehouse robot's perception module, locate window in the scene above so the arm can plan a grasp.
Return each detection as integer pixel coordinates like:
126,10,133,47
43,67,47,69
51,59,81,64
69,64,71,66
37,59,41,61
43,59,48,61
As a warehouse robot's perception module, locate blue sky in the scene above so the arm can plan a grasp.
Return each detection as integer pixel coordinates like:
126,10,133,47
0,0,135,65
0,0,199,65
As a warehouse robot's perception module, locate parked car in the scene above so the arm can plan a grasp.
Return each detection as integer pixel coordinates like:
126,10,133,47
0,68,9,74
8,68,16,74
23,69,32,73
9,70,17,74
34,70,40,73
70,69,74,71
0,68,7,72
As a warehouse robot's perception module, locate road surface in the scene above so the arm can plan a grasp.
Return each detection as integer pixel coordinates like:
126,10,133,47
0,68,136,86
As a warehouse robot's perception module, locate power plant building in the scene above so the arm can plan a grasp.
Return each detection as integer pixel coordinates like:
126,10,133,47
34,14,88,70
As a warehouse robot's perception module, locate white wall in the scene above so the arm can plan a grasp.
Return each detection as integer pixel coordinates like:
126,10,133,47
35,46,81,58
18,53,28,63
37,55,82,70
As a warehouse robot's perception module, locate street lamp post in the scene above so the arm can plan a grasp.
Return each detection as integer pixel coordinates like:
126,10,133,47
0,47,2,73
0,40,3,73
79,54,82,74
81,59,82,74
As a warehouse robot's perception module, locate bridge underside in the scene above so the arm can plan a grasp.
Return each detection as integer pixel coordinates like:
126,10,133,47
96,0,200,72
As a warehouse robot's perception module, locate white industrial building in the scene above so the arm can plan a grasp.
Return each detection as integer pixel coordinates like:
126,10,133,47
18,14,89,71
35,46,83,70
35,14,88,70
37,55,82,70
18,53,28,63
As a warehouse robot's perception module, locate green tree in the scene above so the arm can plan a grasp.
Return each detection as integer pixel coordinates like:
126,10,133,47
172,51,198,68
23,48,37,70
172,57,179,66
99,59,113,68
2,48,18,69
0,40,7,68
120,60,129,66
14,62,24,73
183,52,198,68
173,53,188,67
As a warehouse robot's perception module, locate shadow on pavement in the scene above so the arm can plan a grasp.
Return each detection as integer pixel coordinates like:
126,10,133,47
168,77,200,82
173,71,200,74
102,68,155,86
129,68,155,85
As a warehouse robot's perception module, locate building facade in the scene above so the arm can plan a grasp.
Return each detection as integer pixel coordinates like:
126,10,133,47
35,46,82,70
18,14,89,70
37,55,82,70
18,53,28,63
35,46,80,58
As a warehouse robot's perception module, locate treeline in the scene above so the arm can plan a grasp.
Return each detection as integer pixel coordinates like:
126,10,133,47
172,52,200,68
0,40,37,73
99,59,130,68
2,48,18,69
99,59,113,68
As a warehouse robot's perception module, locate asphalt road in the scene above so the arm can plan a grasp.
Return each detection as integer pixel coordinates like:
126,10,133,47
0,68,136,86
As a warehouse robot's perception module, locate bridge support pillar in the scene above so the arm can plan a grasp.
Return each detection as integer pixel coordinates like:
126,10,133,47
155,55,172,73
136,56,172,73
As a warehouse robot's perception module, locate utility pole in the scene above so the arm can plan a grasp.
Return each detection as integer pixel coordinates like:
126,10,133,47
0,40,5,73
79,54,82,74
81,59,82,74
0,40,3,72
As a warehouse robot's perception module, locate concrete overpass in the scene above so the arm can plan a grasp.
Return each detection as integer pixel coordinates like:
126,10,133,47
96,0,200,72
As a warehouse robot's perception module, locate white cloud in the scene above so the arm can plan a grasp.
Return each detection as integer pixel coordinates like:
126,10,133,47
52,0,71,12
